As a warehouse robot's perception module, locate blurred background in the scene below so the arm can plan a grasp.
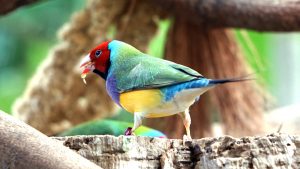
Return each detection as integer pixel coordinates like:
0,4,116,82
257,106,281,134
0,0,299,136
0,0,85,113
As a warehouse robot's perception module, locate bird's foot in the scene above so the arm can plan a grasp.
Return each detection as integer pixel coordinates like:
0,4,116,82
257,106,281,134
183,134,192,146
124,127,135,136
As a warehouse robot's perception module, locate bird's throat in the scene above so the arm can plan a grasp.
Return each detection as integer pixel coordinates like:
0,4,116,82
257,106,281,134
93,59,111,80
93,69,108,80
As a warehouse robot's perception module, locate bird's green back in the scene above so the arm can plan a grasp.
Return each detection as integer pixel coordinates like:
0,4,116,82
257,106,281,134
108,40,203,92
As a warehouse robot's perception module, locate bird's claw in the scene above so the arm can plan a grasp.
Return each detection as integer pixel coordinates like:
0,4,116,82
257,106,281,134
124,127,135,136
183,134,192,146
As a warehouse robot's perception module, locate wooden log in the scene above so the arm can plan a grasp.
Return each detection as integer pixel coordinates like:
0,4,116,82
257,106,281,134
2,0,300,32
0,0,38,15
151,0,300,31
0,110,101,169
56,133,300,169
2,110,299,168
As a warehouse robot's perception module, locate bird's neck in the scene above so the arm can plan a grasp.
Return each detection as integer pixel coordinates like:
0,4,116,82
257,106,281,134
93,69,108,80
93,61,111,80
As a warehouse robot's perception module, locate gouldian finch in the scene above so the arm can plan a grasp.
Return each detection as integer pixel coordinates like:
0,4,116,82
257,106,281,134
80,40,249,139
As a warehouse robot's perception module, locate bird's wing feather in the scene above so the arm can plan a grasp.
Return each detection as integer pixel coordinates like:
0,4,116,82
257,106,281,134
113,55,204,92
169,61,203,78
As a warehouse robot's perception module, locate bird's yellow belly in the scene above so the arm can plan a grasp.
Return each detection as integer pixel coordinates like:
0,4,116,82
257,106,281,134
120,89,172,117
119,88,201,118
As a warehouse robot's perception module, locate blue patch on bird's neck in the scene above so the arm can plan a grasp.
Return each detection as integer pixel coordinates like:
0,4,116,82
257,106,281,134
108,40,142,63
108,40,124,62
108,40,121,51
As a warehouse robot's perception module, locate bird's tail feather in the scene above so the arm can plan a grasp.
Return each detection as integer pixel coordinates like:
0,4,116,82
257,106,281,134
208,74,254,85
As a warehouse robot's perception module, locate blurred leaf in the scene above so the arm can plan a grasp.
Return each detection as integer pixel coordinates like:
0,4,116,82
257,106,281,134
148,19,171,58
24,39,53,75
0,0,85,113
59,119,166,138
109,109,133,122
235,30,274,85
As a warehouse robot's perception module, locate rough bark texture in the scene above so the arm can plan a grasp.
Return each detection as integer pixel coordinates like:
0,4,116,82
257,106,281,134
0,0,38,15
2,0,300,31
151,0,300,31
56,133,300,169
0,110,101,169
3,109,299,169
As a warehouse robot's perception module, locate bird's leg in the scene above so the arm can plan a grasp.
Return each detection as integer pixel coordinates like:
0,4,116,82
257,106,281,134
124,127,133,135
132,113,143,132
124,113,143,136
179,109,192,141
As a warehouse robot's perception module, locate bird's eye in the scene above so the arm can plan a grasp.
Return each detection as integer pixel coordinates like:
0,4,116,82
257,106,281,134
95,50,102,58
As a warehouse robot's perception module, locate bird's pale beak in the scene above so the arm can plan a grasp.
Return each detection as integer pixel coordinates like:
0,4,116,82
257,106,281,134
80,54,94,84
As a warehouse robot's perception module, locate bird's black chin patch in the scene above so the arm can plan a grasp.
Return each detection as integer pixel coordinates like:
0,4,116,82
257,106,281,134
93,69,107,80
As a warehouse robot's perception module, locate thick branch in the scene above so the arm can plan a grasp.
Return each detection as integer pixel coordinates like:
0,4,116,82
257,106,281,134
151,0,300,31
56,133,300,168
0,111,101,169
0,0,39,15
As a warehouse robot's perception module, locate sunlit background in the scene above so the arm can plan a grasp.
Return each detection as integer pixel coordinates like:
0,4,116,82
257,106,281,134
0,0,299,125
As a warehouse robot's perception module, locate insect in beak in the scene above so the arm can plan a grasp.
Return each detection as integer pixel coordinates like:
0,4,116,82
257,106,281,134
80,54,94,85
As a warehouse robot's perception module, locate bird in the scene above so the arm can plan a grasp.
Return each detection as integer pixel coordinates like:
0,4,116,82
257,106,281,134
80,40,250,139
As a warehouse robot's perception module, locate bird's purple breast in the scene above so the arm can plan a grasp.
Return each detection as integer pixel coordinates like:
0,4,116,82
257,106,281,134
106,75,121,106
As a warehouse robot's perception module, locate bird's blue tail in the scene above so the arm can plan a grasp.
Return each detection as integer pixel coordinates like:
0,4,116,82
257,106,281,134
161,76,252,102
208,76,253,85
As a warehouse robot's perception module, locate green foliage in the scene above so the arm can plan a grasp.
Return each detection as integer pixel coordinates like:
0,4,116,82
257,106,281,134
109,109,133,122
0,0,84,113
59,119,166,137
25,39,53,74
235,30,274,85
148,19,171,58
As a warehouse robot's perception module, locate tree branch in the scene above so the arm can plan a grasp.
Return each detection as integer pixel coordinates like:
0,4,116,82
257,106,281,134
56,133,300,168
0,0,39,15
151,0,300,31
0,111,101,169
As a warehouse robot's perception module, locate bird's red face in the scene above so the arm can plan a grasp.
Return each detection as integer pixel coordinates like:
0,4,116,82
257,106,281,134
80,41,111,83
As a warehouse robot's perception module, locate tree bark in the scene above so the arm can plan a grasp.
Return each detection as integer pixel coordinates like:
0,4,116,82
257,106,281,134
2,0,300,31
0,111,101,169
151,0,300,31
2,108,299,169
0,0,38,15
55,133,300,169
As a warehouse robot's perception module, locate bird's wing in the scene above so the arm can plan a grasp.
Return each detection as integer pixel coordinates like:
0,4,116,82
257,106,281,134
113,56,204,92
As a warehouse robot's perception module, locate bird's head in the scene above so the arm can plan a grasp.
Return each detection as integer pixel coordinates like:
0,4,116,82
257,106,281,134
80,41,111,84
